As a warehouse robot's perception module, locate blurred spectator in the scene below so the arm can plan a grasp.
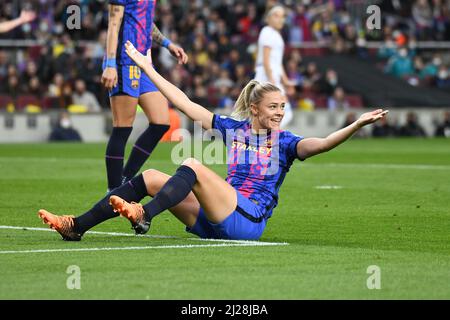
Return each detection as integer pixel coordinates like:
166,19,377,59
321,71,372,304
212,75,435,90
2,75,21,98
20,61,39,87
327,87,349,111
385,47,415,79
304,62,321,89
421,54,442,80
48,73,64,98
378,28,398,59
434,111,450,137
319,69,339,95
399,112,427,137
49,112,82,142
72,79,101,112
435,65,450,88
286,59,304,88
28,76,44,97
217,86,234,111
412,0,434,40
372,116,399,137
58,82,73,110
213,69,234,89
312,10,339,42
289,4,314,45
0,50,9,80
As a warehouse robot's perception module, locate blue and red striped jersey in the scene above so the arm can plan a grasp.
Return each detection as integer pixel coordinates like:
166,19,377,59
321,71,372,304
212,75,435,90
212,114,304,219
109,0,156,65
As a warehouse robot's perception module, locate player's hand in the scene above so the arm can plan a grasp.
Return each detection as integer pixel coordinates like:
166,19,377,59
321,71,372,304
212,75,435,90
101,67,118,90
168,43,188,65
19,10,36,24
125,41,152,69
357,109,389,128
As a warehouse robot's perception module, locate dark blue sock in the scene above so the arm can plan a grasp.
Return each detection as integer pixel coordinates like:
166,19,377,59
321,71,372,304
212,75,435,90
74,174,148,234
105,127,132,190
143,165,197,221
122,123,169,179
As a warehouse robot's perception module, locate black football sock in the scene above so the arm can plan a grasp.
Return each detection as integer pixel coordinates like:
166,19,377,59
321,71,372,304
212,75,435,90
142,165,197,221
74,174,148,234
105,127,132,190
122,123,169,180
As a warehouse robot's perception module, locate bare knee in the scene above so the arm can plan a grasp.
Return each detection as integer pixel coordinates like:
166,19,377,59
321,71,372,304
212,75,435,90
142,169,166,196
112,116,135,127
149,118,170,126
142,168,159,180
181,157,202,169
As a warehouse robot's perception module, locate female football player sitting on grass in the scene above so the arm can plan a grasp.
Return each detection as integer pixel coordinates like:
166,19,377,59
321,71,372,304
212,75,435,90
38,41,388,241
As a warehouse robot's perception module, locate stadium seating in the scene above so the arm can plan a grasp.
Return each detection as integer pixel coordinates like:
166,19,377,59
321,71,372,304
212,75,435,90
0,94,13,109
15,95,42,110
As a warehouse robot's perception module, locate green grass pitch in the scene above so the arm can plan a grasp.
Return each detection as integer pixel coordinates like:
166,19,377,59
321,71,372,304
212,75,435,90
0,138,449,299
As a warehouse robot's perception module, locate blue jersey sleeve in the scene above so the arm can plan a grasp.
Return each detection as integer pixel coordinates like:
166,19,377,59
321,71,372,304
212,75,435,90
212,114,247,143
282,131,304,162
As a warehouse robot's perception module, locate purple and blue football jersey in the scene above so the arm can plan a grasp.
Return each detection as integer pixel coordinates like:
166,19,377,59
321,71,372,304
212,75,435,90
109,0,156,66
212,114,303,219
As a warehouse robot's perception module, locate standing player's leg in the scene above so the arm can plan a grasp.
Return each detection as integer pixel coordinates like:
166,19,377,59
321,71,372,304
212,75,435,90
105,64,145,191
105,95,137,191
121,74,170,182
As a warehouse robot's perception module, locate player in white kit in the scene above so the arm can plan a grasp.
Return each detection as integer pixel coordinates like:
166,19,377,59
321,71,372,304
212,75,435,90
254,5,295,128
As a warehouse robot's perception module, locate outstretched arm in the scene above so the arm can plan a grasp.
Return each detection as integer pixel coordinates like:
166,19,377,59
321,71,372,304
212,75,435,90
0,10,36,33
151,23,188,65
125,41,213,129
297,109,389,160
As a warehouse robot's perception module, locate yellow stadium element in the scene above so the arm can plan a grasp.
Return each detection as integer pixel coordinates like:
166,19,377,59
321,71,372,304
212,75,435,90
53,44,65,58
25,105,42,113
6,103,15,113
298,98,315,111
67,104,88,113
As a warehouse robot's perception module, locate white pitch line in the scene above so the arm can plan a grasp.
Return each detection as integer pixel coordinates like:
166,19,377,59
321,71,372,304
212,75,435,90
0,225,288,251
0,242,287,255
0,225,177,239
315,185,343,190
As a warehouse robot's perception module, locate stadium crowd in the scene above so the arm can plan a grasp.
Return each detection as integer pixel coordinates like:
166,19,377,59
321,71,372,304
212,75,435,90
0,0,449,137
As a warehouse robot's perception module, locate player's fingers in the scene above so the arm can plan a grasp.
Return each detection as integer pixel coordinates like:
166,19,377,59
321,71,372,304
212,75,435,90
107,78,114,90
371,110,380,115
181,51,188,64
